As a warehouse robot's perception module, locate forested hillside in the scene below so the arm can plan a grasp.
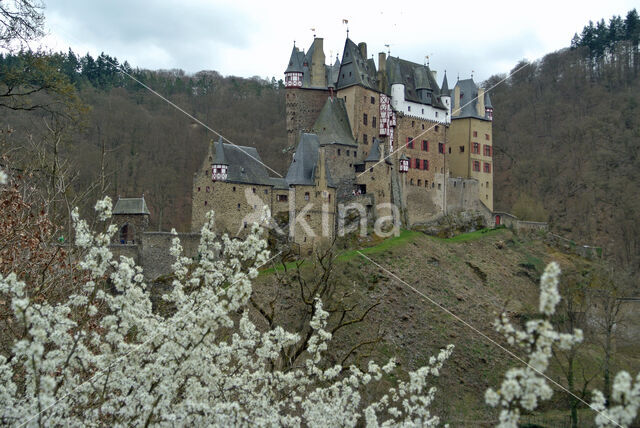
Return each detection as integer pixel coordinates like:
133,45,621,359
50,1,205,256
2,9,639,270
1,51,287,231
489,9,640,271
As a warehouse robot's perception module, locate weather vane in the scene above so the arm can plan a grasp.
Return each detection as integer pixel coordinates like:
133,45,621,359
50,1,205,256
384,44,390,55
310,28,316,38
342,19,349,37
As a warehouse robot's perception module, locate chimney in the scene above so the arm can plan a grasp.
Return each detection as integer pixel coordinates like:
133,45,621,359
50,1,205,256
310,38,327,87
378,52,386,73
377,52,387,92
358,42,367,59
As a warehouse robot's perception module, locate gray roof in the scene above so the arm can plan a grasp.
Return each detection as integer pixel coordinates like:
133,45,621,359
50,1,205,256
113,197,150,215
484,90,493,109
311,97,357,147
285,45,304,73
270,177,288,190
213,136,227,164
364,139,391,164
385,57,446,109
441,72,449,93
285,133,335,187
336,38,378,91
214,141,275,186
452,78,491,120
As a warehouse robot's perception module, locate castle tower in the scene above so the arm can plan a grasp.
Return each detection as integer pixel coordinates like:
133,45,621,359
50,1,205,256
440,72,451,116
447,78,494,211
284,39,331,149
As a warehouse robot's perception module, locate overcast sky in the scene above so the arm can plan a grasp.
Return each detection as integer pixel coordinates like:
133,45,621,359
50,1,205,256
42,0,638,85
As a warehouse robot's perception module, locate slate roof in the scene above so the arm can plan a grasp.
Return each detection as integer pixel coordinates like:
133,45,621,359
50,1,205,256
452,78,491,120
285,133,335,188
311,97,357,147
285,45,304,73
365,139,393,164
336,38,378,91
213,140,275,186
113,197,150,215
484,91,493,109
385,57,446,109
441,72,449,93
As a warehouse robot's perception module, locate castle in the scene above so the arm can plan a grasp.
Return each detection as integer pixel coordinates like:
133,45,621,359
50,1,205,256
190,36,496,253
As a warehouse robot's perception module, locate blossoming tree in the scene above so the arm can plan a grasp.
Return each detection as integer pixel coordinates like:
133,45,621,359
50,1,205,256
0,191,453,427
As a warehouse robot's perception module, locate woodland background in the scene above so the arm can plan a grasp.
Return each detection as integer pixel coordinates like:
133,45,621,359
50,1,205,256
1,9,639,271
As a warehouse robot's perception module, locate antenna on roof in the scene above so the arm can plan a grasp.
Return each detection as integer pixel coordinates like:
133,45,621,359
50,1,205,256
384,44,390,55
342,19,349,37
310,28,316,38
471,70,474,79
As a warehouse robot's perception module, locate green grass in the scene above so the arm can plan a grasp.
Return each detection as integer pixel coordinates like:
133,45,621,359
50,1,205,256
437,227,505,243
261,227,507,275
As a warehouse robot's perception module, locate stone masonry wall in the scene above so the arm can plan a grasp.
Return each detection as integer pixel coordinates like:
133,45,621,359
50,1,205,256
323,144,357,199
336,86,382,161
192,173,271,237
286,88,330,148
290,184,336,255
394,114,447,190
140,232,201,280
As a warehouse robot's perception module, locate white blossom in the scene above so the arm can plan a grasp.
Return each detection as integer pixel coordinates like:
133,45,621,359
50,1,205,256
0,204,453,427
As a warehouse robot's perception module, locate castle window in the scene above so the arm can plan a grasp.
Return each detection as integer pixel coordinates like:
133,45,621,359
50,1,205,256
422,124,425,130
438,183,442,190
438,143,444,154
425,180,429,187
411,121,415,127
304,192,310,201
407,157,411,168
408,106,411,112
306,214,311,221
237,203,241,209
423,159,429,170
204,201,208,206
472,142,480,154
252,188,256,193
436,112,439,118
328,194,331,202
486,181,489,187
448,147,451,154
432,182,435,188
483,162,491,173
206,186,210,192
277,194,288,202
473,131,478,137
264,189,268,194
244,221,248,229
363,113,368,125
354,151,356,158
372,116,376,128
407,137,414,149
410,178,414,185
460,146,465,153
485,134,490,140
422,140,429,151
197,187,201,192
473,161,481,172
418,179,422,186
421,108,424,114
484,145,492,157
371,96,375,104
233,186,236,192
338,149,341,155
363,134,368,144
347,150,350,156
435,125,439,131
349,71,352,77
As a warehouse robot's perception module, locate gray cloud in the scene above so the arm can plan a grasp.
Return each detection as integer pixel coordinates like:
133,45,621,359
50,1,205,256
46,0,255,71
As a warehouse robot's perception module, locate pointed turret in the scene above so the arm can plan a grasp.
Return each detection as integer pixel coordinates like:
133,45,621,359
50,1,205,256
441,72,449,94
212,136,228,181
484,91,493,121
284,43,304,87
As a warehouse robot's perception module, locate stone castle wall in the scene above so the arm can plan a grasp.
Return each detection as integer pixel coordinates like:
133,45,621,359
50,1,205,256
286,88,330,148
140,232,201,280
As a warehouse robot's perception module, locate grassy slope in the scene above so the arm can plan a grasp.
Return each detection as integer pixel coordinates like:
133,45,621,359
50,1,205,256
255,229,640,425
